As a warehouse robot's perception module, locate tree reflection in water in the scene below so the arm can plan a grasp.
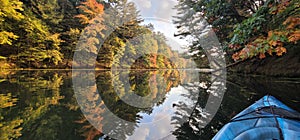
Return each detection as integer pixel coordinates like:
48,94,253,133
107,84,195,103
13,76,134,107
0,71,299,140
75,69,187,139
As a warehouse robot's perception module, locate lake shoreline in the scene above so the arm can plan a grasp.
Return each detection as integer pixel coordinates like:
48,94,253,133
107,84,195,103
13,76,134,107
228,46,300,78
1,67,299,78
2,46,300,78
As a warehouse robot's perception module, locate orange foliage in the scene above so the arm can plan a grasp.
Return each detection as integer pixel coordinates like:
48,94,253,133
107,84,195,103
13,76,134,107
283,16,300,44
270,40,283,47
230,14,299,61
259,53,266,59
75,117,102,140
229,0,299,61
232,52,240,61
283,16,300,29
267,48,274,56
270,0,291,14
75,0,104,24
275,46,287,56
229,44,241,50
288,30,300,43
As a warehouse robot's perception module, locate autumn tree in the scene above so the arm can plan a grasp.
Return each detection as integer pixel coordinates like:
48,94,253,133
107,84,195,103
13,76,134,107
74,0,147,68
174,0,299,63
0,0,67,68
0,0,24,46
230,0,300,61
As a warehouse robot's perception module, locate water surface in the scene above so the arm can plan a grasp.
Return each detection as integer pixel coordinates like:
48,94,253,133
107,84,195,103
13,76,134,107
0,70,299,140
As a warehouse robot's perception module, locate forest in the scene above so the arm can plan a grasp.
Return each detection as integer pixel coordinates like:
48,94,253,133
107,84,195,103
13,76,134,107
0,0,299,72
0,0,195,69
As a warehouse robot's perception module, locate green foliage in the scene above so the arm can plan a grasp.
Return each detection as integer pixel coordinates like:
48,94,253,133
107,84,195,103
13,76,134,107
230,15,267,45
16,12,63,67
61,28,81,60
24,0,64,26
174,0,262,43
26,114,63,140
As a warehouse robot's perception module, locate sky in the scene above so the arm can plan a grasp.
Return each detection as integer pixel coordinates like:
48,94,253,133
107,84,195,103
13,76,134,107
128,0,189,52
127,86,195,140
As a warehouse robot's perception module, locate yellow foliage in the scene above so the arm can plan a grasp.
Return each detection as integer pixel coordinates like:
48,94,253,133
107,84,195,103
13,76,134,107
0,93,18,108
74,14,90,24
0,0,24,21
0,31,19,45
0,119,23,140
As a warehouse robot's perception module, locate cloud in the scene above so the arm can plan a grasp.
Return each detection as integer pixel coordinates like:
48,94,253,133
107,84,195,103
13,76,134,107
131,0,152,9
129,127,150,140
126,86,193,140
130,0,189,53
130,0,177,20
128,110,175,140
142,0,152,9
153,0,177,20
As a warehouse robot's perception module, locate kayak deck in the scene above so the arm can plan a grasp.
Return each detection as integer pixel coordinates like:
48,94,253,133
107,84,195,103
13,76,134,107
213,95,300,140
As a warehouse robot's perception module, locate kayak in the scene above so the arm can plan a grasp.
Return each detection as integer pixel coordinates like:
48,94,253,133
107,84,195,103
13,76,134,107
213,95,300,140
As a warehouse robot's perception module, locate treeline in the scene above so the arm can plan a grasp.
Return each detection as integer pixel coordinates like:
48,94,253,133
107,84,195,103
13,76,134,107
109,31,194,69
0,0,191,69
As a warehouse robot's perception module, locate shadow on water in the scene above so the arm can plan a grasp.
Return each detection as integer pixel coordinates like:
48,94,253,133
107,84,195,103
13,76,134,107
0,70,299,140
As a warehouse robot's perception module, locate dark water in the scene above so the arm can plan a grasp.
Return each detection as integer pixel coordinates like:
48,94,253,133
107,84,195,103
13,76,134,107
0,70,299,140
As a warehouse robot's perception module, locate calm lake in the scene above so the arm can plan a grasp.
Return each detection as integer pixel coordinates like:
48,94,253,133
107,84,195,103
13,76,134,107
0,70,299,140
